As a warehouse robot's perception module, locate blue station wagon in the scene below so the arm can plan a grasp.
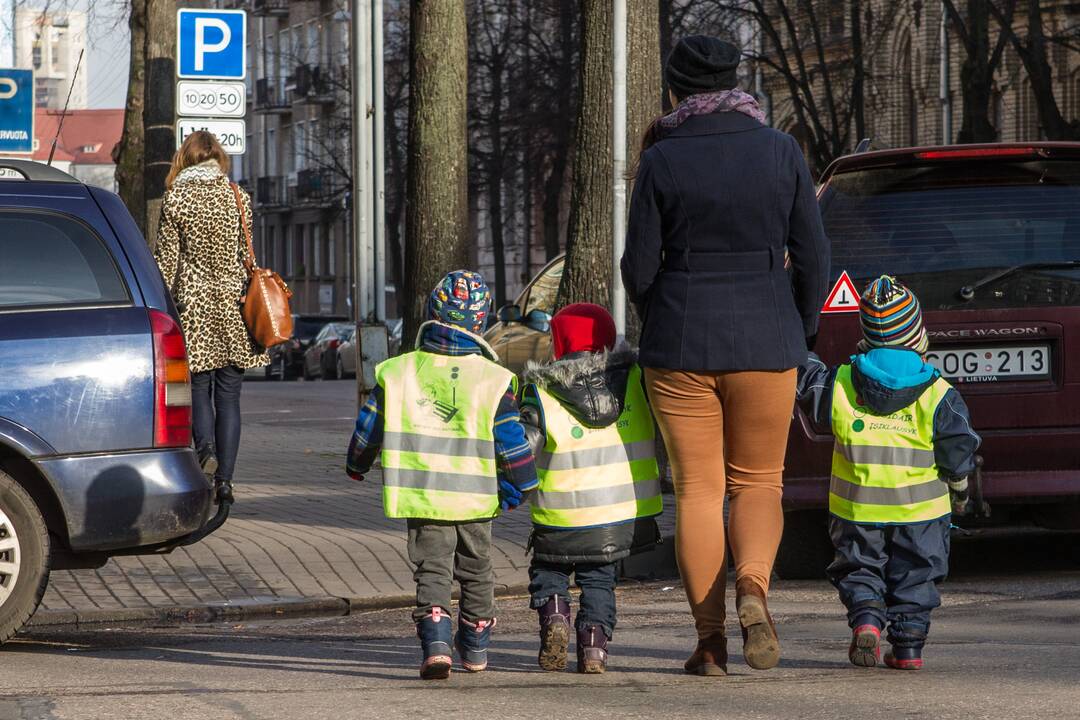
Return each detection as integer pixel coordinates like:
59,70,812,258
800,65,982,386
0,160,219,642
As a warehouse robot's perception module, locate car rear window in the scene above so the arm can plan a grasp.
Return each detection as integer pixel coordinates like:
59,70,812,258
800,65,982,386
0,211,129,310
819,159,1080,309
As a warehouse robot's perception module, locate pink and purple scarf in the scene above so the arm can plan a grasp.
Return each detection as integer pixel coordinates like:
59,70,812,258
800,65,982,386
659,89,766,130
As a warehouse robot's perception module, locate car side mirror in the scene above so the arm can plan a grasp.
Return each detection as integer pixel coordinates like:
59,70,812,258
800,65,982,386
497,303,523,324
524,308,552,333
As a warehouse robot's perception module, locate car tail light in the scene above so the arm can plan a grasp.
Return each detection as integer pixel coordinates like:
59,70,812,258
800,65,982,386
151,310,192,448
914,147,1040,160
328,339,340,349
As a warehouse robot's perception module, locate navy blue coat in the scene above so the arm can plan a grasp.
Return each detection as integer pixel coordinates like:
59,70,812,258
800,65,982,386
620,111,830,372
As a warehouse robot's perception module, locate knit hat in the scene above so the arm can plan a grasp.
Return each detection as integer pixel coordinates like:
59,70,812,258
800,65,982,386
550,303,617,360
665,36,741,99
858,276,929,354
426,270,492,336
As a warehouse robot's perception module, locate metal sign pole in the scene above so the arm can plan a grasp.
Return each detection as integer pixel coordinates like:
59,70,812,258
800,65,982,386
611,0,627,336
351,0,370,323
372,0,386,324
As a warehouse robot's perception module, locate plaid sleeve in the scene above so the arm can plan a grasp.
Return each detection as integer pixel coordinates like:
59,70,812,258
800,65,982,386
493,383,539,492
346,385,385,476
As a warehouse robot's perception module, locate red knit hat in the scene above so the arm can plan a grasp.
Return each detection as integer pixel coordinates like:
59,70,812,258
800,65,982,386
550,303,617,359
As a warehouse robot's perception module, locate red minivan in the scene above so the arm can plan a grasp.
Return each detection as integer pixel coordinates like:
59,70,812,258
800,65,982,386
777,143,1080,577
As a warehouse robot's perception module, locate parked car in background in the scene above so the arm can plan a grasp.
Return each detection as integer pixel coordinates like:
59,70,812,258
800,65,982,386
0,160,217,643
777,142,1080,578
303,322,353,380
265,314,347,380
484,256,563,373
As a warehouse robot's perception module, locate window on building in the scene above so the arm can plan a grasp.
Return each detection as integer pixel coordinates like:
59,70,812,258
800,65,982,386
307,21,319,66
32,46,42,69
285,225,295,277
294,121,306,172
295,224,306,276
267,128,277,177
309,120,321,165
312,223,322,276
328,224,336,276
292,25,303,68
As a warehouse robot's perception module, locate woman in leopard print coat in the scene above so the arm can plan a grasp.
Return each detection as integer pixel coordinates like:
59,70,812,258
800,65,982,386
155,131,268,499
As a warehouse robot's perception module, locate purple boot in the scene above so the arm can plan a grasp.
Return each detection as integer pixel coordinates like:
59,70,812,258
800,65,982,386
577,625,609,674
537,595,571,671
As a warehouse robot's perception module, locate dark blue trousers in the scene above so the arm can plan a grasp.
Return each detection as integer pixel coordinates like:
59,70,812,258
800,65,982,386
529,560,618,639
826,515,950,650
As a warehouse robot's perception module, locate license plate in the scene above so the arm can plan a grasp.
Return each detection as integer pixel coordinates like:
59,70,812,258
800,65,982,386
925,345,1050,382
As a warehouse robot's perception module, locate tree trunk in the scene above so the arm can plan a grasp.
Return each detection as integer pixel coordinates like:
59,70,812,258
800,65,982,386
143,0,176,248
850,0,866,144
556,1,613,311
115,0,147,237
1012,0,1073,140
404,0,470,342
659,0,674,109
624,0,660,342
542,0,576,261
955,0,997,143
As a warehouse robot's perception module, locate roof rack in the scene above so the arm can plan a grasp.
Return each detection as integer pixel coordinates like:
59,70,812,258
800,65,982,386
0,159,80,183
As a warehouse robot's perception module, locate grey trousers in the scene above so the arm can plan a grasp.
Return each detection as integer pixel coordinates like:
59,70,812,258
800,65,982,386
407,519,495,623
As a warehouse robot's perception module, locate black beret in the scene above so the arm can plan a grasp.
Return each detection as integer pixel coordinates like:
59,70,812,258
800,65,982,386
665,36,741,98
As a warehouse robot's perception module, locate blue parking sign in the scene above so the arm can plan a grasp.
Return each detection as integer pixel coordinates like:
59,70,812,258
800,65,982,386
177,9,246,80
0,69,34,154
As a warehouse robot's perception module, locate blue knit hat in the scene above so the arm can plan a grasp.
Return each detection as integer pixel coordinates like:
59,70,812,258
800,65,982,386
858,275,929,353
426,270,492,335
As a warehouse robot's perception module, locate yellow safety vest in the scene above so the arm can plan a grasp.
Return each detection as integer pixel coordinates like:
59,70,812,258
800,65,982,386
830,364,952,524
527,364,662,528
376,351,516,521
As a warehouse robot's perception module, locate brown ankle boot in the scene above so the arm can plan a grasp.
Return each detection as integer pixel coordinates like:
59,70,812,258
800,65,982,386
684,632,728,676
736,578,780,670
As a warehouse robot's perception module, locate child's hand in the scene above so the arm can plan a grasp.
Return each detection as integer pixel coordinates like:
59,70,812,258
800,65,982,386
498,479,523,511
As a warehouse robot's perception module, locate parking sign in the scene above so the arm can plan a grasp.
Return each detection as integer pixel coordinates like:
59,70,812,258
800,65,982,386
177,9,246,80
0,69,35,154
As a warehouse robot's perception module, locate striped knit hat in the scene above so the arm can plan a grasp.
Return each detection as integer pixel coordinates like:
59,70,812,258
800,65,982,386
858,276,929,354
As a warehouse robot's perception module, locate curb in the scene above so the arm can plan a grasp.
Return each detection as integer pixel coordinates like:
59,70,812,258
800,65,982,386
27,582,534,631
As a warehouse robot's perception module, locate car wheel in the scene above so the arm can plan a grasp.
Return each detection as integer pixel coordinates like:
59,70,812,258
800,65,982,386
0,471,49,645
773,509,834,580
325,356,338,381
279,355,290,381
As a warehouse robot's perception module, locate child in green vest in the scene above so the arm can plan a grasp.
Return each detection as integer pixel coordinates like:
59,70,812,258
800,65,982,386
519,303,662,674
796,276,979,670
345,270,538,680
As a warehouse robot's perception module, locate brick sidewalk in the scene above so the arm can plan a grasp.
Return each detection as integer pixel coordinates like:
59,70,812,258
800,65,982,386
40,381,675,617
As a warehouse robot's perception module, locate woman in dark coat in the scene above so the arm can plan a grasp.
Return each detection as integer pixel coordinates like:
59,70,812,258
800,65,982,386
620,36,830,676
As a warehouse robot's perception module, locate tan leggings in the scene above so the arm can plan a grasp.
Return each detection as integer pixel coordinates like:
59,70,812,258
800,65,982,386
645,368,796,639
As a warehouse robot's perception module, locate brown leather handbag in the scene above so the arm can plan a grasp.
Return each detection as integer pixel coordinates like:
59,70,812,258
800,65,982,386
232,183,293,348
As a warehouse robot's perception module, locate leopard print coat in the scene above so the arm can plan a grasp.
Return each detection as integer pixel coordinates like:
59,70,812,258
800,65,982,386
155,160,269,374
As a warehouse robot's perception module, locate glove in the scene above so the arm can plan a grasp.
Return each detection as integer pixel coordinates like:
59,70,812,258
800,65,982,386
946,476,970,516
498,478,523,511
346,467,365,482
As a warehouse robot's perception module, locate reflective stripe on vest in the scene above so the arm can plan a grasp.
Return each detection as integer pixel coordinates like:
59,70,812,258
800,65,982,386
529,364,662,528
829,364,951,524
376,351,515,521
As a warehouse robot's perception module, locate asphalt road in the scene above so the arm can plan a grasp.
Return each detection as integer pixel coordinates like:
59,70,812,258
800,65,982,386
7,546,1080,720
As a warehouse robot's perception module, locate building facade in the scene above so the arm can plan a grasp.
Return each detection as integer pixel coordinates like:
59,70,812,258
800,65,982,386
13,7,88,110
220,0,353,317
764,1,1080,162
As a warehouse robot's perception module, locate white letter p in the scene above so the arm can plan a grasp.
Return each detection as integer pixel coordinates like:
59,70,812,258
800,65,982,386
194,18,231,72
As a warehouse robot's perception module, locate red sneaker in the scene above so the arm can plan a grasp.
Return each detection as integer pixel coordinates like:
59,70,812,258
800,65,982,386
848,625,881,668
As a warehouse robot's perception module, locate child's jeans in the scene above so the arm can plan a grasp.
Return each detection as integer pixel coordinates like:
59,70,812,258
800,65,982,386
826,515,950,650
407,519,495,623
529,560,618,639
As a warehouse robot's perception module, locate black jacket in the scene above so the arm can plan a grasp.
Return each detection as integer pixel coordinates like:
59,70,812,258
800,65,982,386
520,350,661,565
796,349,981,480
621,111,830,372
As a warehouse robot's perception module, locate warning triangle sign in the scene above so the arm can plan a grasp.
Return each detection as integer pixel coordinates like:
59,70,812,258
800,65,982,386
822,271,861,313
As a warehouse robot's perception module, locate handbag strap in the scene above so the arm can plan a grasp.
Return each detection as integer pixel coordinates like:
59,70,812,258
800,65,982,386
231,182,257,272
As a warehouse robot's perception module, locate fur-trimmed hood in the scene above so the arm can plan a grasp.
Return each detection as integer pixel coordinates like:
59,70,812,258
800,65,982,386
524,347,638,428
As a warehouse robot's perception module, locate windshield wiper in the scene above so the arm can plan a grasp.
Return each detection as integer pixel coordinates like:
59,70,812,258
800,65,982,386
958,261,1080,301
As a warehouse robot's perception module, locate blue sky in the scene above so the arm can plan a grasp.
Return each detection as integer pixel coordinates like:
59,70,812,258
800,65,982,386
0,0,131,109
